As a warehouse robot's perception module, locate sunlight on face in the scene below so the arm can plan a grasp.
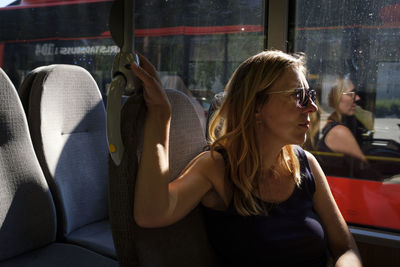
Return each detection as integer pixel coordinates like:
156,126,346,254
339,80,359,116
256,68,317,150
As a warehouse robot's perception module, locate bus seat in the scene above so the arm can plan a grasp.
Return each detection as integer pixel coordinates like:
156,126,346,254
109,89,218,266
161,75,207,130
0,68,118,267
17,65,116,258
18,65,49,114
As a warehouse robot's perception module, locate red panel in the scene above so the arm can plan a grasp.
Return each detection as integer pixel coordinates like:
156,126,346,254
135,25,263,36
379,3,400,26
100,25,263,38
327,176,400,231
2,25,262,44
1,0,110,10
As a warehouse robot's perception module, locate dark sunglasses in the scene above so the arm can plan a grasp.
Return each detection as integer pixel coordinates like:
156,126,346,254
265,88,317,108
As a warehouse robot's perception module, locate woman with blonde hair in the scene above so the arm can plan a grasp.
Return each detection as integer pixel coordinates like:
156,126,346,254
132,51,362,266
318,74,368,162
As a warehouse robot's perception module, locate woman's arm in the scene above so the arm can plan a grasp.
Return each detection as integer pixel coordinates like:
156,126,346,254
306,151,362,267
325,124,367,162
131,55,214,228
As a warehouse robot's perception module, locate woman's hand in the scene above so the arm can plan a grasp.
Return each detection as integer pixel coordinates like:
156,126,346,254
131,53,171,114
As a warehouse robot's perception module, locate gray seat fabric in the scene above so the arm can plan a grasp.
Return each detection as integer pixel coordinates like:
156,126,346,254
0,68,118,266
18,65,115,258
109,89,218,266
161,75,207,130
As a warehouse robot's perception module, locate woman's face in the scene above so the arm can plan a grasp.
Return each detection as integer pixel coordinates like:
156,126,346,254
255,68,318,149
338,80,360,116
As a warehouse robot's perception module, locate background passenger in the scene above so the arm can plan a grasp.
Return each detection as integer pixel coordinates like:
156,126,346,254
132,51,362,266
318,75,368,163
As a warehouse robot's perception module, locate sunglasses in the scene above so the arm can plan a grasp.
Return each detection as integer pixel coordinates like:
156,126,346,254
342,91,357,100
265,88,317,108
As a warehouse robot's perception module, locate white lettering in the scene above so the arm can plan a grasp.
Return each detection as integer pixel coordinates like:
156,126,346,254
35,43,120,56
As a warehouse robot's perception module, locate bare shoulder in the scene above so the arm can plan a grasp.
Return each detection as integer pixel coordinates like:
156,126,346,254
304,149,316,161
324,123,366,161
304,150,326,185
304,151,337,211
327,124,353,139
196,150,226,180
196,149,225,164
304,150,319,169
179,150,226,182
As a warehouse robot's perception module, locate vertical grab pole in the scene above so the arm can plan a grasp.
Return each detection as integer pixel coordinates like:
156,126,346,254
107,0,141,166
106,75,126,165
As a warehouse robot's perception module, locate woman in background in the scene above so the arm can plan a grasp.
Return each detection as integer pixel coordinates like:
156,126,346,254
318,75,368,162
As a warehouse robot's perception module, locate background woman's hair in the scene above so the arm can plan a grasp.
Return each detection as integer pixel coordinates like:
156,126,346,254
208,50,304,216
327,74,351,123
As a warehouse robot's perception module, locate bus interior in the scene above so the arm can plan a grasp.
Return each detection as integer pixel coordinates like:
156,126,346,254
0,0,400,266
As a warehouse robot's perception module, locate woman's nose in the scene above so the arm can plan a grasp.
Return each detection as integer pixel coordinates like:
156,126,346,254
302,98,318,113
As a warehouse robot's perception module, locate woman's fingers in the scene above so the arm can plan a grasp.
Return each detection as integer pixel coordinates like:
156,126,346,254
131,61,155,86
136,53,159,80
130,54,170,110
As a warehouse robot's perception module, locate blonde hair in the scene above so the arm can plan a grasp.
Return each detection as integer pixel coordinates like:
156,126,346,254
208,50,303,216
327,74,351,123
305,99,321,150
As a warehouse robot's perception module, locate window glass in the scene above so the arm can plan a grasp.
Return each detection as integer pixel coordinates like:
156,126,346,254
293,0,400,232
0,0,264,124
0,0,115,94
134,0,264,119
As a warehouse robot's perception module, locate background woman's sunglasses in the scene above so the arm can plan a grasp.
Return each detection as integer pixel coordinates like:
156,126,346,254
265,88,317,108
342,91,357,100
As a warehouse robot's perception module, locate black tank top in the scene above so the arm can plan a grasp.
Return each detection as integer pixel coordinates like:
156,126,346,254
202,147,328,267
317,121,341,152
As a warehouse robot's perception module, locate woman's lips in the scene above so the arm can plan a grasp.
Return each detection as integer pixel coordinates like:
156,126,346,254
299,121,310,129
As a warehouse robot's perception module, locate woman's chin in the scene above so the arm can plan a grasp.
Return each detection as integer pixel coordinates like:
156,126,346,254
293,135,308,146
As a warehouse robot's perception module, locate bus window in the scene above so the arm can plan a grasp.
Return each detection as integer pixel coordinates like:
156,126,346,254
133,0,264,118
292,0,400,233
0,0,116,95
0,0,265,122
